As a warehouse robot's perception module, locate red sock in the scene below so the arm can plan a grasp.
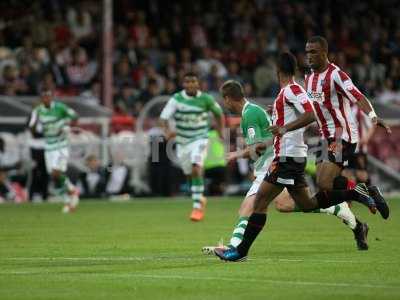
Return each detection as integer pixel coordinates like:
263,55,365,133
347,179,356,190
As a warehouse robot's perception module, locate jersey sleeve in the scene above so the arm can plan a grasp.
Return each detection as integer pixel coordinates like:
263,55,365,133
206,95,223,117
243,107,269,145
285,85,314,113
333,70,365,103
160,97,178,120
28,108,38,128
60,103,78,120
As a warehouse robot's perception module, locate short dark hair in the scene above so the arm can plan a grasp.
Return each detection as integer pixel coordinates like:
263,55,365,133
183,72,198,79
277,52,298,76
220,80,244,101
307,36,329,52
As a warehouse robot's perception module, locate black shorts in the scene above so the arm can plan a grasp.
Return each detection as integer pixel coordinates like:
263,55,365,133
264,157,307,189
315,138,357,168
348,152,368,171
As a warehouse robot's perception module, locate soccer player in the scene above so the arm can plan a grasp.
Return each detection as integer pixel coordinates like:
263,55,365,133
269,36,391,250
202,80,275,253
160,72,224,221
304,36,390,218
29,86,79,213
202,80,363,255
215,52,386,262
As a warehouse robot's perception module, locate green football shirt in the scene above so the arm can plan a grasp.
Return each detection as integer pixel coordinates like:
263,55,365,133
30,101,78,151
160,90,223,145
240,101,273,172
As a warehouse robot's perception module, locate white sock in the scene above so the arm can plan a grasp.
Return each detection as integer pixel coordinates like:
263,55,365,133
336,202,357,230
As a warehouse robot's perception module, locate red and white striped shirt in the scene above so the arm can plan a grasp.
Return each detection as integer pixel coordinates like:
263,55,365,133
305,63,364,143
272,81,314,158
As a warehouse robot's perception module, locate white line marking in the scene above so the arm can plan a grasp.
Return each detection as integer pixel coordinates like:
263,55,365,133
0,271,398,290
1,256,396,264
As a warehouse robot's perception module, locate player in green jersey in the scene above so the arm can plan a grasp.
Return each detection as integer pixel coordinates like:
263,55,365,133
29,87,79,213
202,79,369,255
202,80,275,253
160,72,224,221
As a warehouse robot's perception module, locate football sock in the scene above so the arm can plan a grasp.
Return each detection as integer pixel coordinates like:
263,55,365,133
315,203,356,230
229,216,249,248
237,213,266,256
54,174,68,195
191,177,204,209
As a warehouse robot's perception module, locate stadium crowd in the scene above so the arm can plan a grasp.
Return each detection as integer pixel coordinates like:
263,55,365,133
0,0,400,115
0,0,399,202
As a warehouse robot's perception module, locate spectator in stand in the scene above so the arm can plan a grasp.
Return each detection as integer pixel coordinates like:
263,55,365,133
225,61,243,83
77,155,107,199
65,47,97,89
80,80,102,106
377,79,400,105
114,57,135,88
67,6,94,42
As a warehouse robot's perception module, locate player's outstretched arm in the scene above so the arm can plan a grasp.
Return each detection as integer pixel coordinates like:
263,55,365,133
159,119,176,140
227,140,273,161
269,111,315,136
214,113,225,140
356,98,391,134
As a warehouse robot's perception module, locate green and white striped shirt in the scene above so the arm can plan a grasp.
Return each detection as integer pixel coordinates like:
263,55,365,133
160,90,223,145
29,101,78,151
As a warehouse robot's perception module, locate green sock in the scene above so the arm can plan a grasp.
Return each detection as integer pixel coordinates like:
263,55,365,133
312,205,340,215
54,174,74,198
229,216,249,248
191,177,204,209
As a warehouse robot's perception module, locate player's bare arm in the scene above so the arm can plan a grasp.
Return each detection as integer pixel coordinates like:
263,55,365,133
213,113,225,140
356,97,391,134
227,140,273,162
159,119,176,140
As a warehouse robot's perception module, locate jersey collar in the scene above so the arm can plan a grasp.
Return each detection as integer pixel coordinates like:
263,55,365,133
182,90,201,99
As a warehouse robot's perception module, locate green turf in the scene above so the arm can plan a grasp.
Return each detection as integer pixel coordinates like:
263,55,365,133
0,197,399,300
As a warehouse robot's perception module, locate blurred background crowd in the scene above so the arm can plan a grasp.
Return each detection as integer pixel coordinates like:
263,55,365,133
0,0,399,202
1,0,400,115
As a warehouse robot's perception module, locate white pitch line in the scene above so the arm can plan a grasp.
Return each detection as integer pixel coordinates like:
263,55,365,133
1,256,397,265
0,271,399,290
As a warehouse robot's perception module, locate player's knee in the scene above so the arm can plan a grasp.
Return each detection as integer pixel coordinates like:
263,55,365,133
191,164,202,177
253,193,265,213
274,199,291,212
51,169,61,179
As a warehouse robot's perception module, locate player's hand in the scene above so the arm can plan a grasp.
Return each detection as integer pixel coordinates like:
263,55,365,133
269,125,287,136
376,118,391,134
226,152,238,162
165,131,176,140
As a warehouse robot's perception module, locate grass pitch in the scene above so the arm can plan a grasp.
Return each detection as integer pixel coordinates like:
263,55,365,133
0,197,399,300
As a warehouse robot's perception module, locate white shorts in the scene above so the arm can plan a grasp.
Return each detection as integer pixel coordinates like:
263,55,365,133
245,156,274,198
45,147,69,174
246,171,267,198
176,139,208,175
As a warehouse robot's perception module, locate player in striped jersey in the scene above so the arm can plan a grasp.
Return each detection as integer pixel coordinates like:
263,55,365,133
28,86,79,213
215,52,381,262
203,80,370,255
160,73,224,221
304,36,389,221
262,38,389,250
